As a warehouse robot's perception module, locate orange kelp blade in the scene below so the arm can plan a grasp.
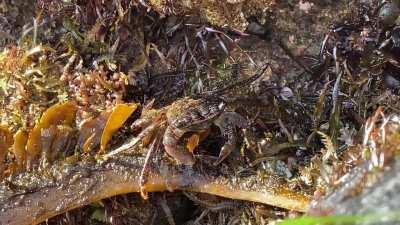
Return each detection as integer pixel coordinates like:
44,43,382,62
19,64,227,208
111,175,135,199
0,125,13,177
78,111,111,153
78,103,138,153
100,103,139,152
12,129,28,170
26,101,77,166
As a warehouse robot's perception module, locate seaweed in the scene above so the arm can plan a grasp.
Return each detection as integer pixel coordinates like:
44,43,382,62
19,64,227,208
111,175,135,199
2,0,400,224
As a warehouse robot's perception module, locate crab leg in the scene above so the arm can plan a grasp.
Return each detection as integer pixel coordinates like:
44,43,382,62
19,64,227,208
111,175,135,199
105,121,159,158
131,117,153,131
140,136,160,199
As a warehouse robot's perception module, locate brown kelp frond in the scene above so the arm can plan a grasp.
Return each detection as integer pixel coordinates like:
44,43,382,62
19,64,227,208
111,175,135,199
0,152,310,225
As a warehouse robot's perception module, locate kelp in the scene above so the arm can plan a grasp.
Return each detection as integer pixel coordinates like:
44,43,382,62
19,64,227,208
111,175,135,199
78,103,138,153
11,129,28,170
0,101,138,178
25,101,77,167
78,111,111,153
100,103,139,152
0,147,310,225
0,125,13,177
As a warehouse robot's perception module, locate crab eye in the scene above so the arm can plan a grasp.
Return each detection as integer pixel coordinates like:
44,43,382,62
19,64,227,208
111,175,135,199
174,117,191,127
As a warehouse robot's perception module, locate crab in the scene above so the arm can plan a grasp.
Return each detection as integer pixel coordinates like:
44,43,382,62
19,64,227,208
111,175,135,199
132,96,248,166
109,64,269,198
130,96,249,198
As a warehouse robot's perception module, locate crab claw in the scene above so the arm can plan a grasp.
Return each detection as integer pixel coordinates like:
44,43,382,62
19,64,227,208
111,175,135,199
165,145,196,165
163,126,196,165
214,112,248,165
214,143,235,166
214,119,238,166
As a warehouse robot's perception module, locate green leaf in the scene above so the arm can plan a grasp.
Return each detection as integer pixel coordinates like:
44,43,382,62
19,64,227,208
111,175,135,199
278,211,400,225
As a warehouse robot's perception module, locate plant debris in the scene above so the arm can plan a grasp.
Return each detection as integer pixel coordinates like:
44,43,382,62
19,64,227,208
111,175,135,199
2,0,400,224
